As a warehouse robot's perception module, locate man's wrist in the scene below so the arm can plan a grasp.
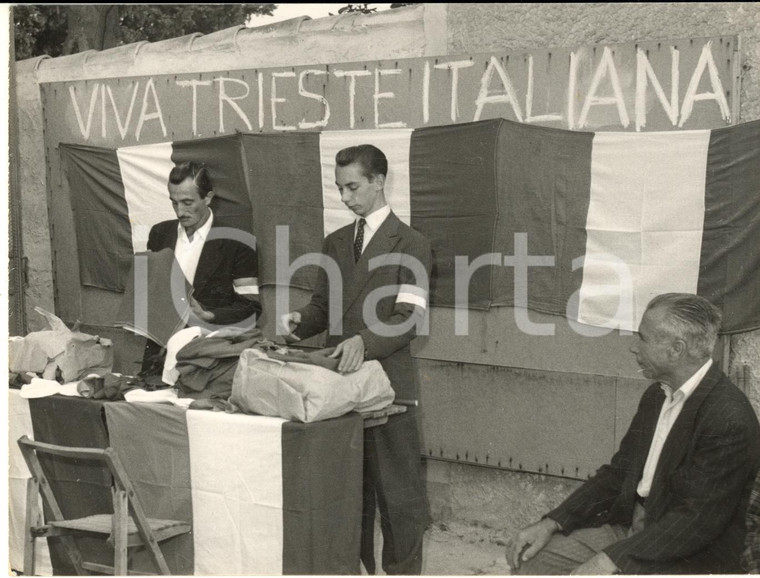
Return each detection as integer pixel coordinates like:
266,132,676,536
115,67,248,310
542,516,562,533
594,552,620,574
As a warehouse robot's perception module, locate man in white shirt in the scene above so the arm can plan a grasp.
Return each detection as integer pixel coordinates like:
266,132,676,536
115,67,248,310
280,145,433,574
141,161,261,374
508,293,760,574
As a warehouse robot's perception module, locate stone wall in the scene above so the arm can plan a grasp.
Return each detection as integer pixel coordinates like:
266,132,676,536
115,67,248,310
16,57,55,331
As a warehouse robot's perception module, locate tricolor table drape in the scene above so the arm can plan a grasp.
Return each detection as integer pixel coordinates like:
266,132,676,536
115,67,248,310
9,391,364,575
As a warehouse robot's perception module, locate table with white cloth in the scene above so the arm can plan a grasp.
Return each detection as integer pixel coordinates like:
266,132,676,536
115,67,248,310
9,390,364,575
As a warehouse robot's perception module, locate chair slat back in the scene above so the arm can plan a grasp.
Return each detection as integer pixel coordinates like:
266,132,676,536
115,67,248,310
18,435,110,462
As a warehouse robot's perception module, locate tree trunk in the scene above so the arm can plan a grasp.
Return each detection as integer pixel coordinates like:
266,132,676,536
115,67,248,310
62,5,120,55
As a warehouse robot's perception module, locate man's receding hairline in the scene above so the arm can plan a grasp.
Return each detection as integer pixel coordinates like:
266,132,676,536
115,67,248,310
168,176,209,199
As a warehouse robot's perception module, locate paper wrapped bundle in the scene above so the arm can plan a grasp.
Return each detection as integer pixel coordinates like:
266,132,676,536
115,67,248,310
8,307,113,382
231,348,394,423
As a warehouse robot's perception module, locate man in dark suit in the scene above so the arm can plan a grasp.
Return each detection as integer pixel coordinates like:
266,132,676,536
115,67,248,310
280,145,432,574
508,292,760,575
141,161,261,373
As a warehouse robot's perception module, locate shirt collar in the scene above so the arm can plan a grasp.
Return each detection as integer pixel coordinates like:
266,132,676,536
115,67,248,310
359,204,391,233
178,208,214,242
660,358,713,402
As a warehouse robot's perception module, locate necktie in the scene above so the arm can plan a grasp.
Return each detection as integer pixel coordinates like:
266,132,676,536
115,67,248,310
354,218,366,262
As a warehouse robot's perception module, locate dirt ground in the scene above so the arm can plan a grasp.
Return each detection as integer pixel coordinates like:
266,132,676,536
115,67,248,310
366,519,513,575
422,521,512,576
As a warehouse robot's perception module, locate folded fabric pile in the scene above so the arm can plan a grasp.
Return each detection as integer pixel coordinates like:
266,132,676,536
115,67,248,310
174,329,264,399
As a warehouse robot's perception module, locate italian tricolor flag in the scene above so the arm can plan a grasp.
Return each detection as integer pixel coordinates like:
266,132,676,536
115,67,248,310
61,118,760,333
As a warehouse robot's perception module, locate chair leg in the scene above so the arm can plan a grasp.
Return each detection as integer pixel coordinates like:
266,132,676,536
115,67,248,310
24,477,39,576
112,489,129,576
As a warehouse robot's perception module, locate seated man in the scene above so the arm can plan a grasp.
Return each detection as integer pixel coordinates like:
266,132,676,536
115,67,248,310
508,293,760,575
141,161,261,373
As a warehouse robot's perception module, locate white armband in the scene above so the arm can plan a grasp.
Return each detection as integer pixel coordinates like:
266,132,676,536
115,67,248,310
233,277,259,295
396,284,427,310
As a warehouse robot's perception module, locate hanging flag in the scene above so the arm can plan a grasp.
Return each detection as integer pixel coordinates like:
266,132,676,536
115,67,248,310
577,130,710,331
62,119,760,333
410,121,501,308
61,145,136,292
241,132,323,291
61,135,253,292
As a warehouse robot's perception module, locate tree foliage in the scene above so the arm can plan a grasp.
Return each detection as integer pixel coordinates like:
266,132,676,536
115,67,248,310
336,4,378,15
332,3,419,16
13,4,276,61
13,5,68,60
118,5,275,45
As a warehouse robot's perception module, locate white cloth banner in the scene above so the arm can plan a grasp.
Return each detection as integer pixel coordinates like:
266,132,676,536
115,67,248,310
578,130,710,331
117,142,176,253
186,410,286,575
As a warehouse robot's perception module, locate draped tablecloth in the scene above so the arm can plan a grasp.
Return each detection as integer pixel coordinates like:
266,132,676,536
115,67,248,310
13,392,364,575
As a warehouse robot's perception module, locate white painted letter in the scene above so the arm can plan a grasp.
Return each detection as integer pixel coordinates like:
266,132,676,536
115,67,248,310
176,79,213,136
334,69,372,129
525,55,563,123
567,51,578,130
679,41,730,127
578,47,630,129
106,82,140,140
135,78,167,141
473,56,523,122
258,72,264,130
101,85,107,138
298,69,330,129
69,84,100,140
215,77,253,133
271,71,297,131
422,60,431,125
374,68,406,128
434,59,474,122
635,47,679,131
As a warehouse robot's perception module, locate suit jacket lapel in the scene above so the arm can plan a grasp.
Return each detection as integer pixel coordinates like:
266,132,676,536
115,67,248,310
163,222,180,249
343,212,401,314
636,390,664,471
192,235,223,291
648,363,722,506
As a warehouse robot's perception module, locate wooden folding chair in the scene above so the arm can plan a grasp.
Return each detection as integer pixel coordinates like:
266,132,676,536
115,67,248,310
17,435,191,576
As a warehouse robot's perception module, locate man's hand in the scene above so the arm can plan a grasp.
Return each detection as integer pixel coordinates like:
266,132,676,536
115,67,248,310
189,295,215,322
330,335,365,374
278,311,302,343
507,517,560,572
570,552,619,575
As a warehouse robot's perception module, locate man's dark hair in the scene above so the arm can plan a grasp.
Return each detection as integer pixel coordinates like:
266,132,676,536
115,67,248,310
646,293,722,360
169,161,213,198
335,144,388,180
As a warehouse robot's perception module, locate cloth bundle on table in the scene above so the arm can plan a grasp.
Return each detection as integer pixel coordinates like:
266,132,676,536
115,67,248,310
231,348,395,422
174,329,263,399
